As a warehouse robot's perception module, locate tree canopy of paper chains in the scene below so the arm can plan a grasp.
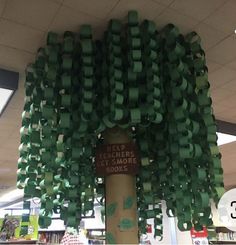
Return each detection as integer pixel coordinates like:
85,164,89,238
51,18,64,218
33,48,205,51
17,11,224,239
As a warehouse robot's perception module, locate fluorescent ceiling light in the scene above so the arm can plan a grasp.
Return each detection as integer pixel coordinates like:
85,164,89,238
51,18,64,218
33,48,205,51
217,132,236,146
0,88,13,114
0,189,23,203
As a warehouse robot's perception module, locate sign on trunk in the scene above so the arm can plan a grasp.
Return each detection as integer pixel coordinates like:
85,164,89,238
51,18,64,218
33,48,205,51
95,143,139,176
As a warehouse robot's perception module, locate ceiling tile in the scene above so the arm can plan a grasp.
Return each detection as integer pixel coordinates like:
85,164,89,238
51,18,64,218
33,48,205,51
226,59,236,71
0,116,21,128
0,121,18,136
1,107,22,123
0,19,45,53
152,0,174,6
49,0,63,3
206,60,222,73
218,95,236,110
222,79,236,92
208,66,236,89
0,147,18,161
215,108,236,123
63,0,119,19
0,45,34,72
0,126,14,138
204,0,236,34
3,0,60,31
195,22,229,50
155,7,199,34
224,173,236,188
0,137,20,151
169,0,226,21
107,0,166,22
220,142,236,155
212,102,228,115
206,35,236,65
0,0,6,16
49,5,103,33
222,158,236,174
211,88,235,104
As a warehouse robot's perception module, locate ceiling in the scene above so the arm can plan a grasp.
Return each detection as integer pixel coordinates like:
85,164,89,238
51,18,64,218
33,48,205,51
0,0,236,197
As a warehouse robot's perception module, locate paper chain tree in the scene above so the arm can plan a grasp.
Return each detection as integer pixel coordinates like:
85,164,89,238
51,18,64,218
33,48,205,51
17,11,224,240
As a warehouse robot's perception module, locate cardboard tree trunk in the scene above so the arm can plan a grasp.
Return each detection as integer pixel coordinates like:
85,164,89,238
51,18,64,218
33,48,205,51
103,128,139,244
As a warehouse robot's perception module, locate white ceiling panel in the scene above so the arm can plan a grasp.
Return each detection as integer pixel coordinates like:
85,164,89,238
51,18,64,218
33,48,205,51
63,0,119,19
206,35,236,65
221,79,236,92
153,0,174,6
0,0,6,16
155,7,199,34
0,19,45,53
211,88,235,104
195,22,229,50
0,45,34,72
208,66,236,89
49,5,103,33
107,0,166,22
170,0,227,21
207,60,222,73
204,0,236,34
226,59,236,71
3,0,61,31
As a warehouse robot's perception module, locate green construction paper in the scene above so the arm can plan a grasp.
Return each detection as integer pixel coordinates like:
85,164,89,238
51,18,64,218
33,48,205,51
106,232,116,244
123,196,134,209
107,202,117,217
119,218,135,231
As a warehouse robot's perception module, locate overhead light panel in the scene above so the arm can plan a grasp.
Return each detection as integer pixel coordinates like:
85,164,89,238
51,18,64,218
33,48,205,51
217,132,236,146
0,88,14,114
0,189,23,203
0,68,19,116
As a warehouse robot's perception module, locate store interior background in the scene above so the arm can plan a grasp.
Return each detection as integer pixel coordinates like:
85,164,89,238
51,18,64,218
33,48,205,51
0,0,235,244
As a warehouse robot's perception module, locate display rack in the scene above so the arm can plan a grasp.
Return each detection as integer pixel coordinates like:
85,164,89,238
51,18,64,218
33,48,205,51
210,242,236,244
38,230,64,244
87,228,105,244
0,240,38,244
209,226,236,244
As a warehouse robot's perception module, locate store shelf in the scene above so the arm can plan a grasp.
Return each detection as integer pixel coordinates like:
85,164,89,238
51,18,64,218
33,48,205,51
38,230,65,232
210,241,236,244
0,240,38,244
38,230,64,244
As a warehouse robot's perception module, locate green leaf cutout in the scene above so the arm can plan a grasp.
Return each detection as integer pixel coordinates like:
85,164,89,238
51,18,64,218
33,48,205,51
106,202,117,217
119,218,135,231
123,196,134,209
106,232,116,244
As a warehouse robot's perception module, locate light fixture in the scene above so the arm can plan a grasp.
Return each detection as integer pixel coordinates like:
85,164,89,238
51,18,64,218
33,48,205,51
0,88,14,114
0,189,23,203
0,68,19,115
217,132,236,146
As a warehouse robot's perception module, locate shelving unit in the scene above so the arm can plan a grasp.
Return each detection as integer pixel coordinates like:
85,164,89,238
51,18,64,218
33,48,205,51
210,241,236,244
87,228,105,244
37,228,106,244
209,226,236,244
0,240,38,244
38,230,64,244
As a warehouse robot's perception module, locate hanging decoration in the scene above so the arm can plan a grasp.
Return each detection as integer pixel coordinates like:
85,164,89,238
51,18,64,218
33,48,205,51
17,11,224,240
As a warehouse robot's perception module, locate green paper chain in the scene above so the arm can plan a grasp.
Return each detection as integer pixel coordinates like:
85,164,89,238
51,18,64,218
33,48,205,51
17,11,224,240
